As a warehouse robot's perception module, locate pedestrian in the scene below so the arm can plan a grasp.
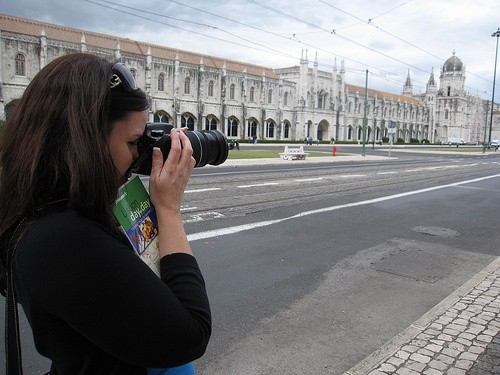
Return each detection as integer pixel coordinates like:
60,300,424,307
0,53,211,374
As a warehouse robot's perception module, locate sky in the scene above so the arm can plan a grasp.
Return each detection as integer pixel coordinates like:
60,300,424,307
2,0,500,101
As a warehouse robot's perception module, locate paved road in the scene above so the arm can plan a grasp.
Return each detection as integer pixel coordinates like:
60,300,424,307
2,149,500,374
183,151,500,374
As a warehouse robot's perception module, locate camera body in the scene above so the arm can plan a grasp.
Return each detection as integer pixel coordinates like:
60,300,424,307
130,123,229,175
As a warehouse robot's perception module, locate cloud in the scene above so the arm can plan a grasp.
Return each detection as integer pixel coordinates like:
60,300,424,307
1,0,499,99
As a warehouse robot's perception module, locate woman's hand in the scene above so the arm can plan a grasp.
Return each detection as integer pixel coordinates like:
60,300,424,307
149,128,195,211
149,128,196,256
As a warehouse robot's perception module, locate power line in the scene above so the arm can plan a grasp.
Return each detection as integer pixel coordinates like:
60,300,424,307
318,0,493,92
244,0,431,75
243,0,494,97
83,0,424,92
84,0,297,61
84,0,492,97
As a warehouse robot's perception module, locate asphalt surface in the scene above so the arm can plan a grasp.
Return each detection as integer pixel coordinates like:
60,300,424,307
223,148,500,375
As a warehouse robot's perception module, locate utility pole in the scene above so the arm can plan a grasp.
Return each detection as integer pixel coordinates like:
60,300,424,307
362,69,368,156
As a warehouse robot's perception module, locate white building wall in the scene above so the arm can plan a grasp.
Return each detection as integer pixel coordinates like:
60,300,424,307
0,16,494,145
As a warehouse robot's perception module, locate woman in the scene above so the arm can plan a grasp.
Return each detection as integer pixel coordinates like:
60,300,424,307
0,53,211,374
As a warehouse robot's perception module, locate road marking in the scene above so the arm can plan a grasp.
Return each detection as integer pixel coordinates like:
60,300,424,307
295,177,324,182
339,174,366,178
185,188,221,193
184,211,225,223
181,206,198,212
187,174,500,242
377,171,397,175
237,182,280,188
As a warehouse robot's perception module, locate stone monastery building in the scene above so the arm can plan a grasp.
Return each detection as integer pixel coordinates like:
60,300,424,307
1,13,496,144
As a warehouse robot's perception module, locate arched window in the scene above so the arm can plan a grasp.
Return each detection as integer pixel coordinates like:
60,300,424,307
247,119,258,138
157,74,165,92
284,121,291,139
267,89,272,104
208,81,214,97
266,121,275,138
154,111,171,123
318,93,324,109
15,53,26,76
205,116,218,131
184,78,191,94
181,114,195,130
229,84,235,100
250,87,255,102
228,117,238,137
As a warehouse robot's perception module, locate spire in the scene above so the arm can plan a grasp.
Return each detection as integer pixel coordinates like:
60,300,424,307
428,67,436,86
402,69,413,96
405,69,411,87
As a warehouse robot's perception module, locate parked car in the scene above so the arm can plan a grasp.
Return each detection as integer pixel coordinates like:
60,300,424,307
489,140,500,149
448,137,465,146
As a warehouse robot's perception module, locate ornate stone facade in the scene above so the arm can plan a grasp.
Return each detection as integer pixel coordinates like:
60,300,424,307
1,13,497,143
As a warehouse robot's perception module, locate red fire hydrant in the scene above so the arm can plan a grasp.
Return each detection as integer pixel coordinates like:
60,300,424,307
332,146,337,156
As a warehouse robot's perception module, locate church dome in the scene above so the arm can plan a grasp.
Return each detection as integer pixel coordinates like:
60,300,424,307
443,52,464,72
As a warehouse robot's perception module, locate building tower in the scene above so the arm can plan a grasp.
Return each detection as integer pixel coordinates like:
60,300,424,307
402,69,413,96
436,51,469,143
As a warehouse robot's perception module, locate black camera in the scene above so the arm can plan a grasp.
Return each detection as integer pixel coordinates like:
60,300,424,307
130,123,229,175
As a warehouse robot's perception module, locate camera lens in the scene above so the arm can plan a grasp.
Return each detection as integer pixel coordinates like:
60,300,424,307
129,124,229,176
187,130,229,167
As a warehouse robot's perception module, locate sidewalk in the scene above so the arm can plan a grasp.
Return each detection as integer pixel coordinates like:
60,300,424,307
345,257,500,375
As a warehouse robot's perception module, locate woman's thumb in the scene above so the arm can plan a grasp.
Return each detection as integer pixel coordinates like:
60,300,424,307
151,147,164,176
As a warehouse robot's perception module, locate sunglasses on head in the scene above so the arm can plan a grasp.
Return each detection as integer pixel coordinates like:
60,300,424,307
110,63,138,92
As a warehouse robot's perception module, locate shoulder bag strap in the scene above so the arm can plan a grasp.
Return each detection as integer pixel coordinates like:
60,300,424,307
6,262,23,374
5,218,26,375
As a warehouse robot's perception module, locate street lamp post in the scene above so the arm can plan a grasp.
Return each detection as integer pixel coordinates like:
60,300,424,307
488,28,500,144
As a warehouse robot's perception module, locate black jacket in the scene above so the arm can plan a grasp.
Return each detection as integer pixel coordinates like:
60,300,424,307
12,210,211,374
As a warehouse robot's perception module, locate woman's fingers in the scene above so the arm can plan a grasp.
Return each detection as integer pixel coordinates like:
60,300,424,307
149,128,195,211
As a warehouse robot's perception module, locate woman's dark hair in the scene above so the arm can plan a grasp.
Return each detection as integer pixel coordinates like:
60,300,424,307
0,53,149,284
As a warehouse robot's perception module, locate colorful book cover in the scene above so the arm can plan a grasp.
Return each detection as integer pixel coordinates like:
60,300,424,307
113,175,160,276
